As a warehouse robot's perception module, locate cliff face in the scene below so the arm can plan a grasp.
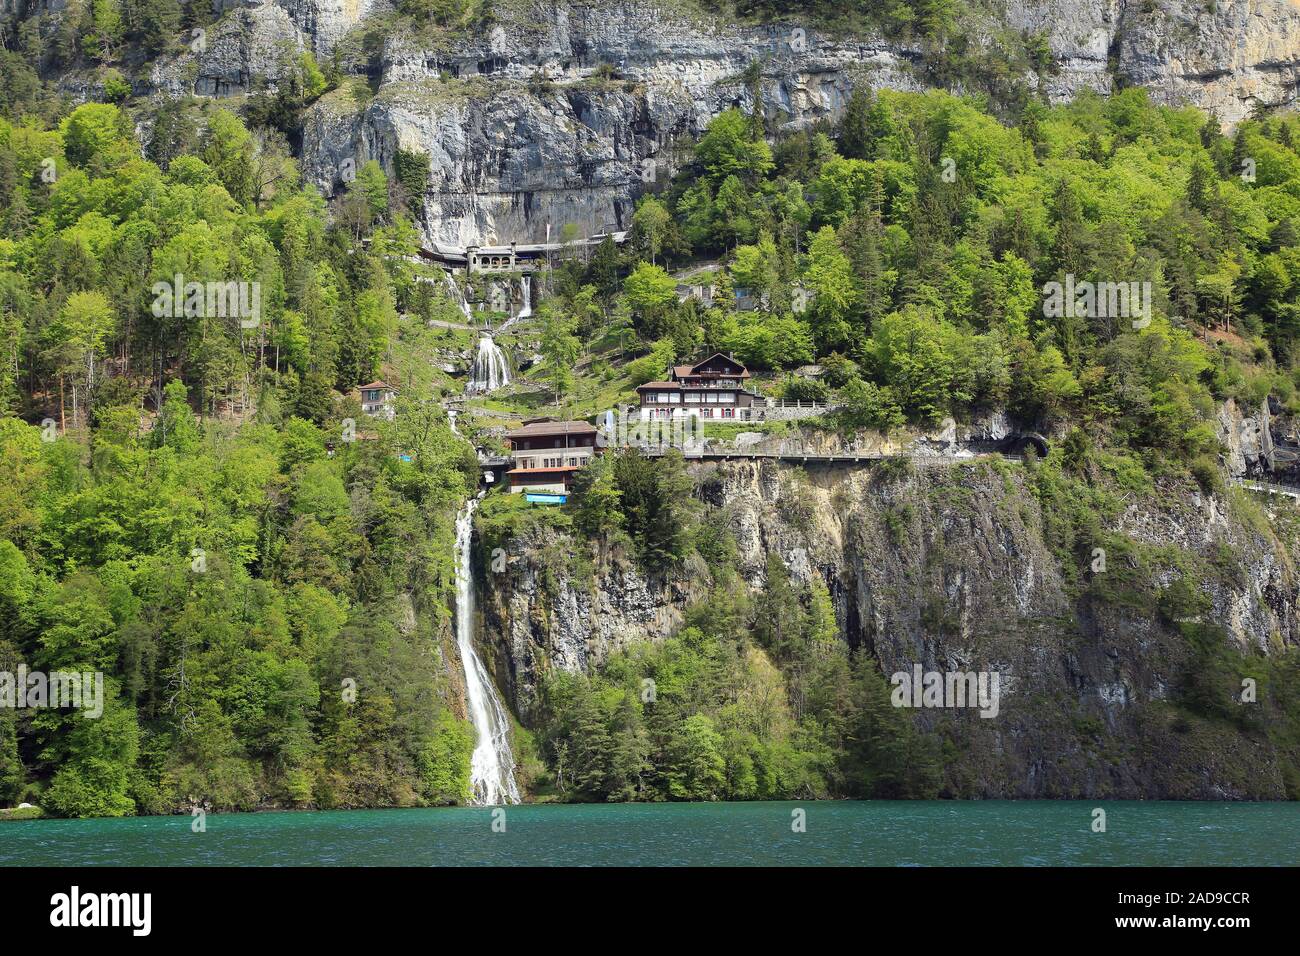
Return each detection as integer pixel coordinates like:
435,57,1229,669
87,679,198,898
478,429,1300,799
105,0,1300,245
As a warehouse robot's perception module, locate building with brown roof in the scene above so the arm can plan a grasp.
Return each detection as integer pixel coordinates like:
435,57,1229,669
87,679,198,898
358,381,397,420
504,418,601,497
635,353,766,422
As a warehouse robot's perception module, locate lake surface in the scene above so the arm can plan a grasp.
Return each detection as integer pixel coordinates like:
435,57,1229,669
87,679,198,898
2,801,1296,866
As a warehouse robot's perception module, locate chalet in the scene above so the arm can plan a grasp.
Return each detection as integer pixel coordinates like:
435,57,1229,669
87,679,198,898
504,418,601,500
635,353,765,421
358,381,397,420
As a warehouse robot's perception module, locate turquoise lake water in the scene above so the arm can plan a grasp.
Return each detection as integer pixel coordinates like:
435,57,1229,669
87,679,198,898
2,801,1296,866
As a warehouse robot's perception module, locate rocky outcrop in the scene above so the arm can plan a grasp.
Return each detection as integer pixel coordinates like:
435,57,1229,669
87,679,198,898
478,455,1300,798
479,529,710,722
1216,396,1272,478
147,4,306,97
1112,0,1300,122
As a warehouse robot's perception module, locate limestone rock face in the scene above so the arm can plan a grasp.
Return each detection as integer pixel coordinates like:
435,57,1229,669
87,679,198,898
84,0,1299,245
276,0,377,55
480,456,1300,798
148,4,306,97
1216,397,1271,479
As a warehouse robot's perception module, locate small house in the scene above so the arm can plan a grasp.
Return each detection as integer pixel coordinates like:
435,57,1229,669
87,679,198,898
358,381,397,420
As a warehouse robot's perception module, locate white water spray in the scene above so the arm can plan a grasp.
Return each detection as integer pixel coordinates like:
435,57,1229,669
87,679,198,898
454,496,521,806
468,335,511,393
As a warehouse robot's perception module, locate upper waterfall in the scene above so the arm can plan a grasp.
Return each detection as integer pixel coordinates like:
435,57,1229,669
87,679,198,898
517,275,532,321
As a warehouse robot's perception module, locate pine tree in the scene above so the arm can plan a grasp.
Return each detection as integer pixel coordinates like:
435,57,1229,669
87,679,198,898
606,693,650,801
839,88,875,161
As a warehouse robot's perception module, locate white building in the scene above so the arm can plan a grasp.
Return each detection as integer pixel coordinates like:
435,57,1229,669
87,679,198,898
358,381,397,420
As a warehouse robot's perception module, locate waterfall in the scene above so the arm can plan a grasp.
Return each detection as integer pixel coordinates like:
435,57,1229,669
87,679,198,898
517,275,532,320
467,335,511,393
454,497,521,806
443,272,473,321
498,275,532,332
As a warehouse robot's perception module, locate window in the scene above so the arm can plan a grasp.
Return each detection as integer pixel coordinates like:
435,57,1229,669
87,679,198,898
702,407,714,417
718,392,734,403
723,407,734,418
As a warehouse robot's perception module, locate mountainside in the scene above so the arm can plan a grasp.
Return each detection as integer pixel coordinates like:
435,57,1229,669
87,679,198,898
5,0,1300,815
477,409,1300,800
38,0,1300,245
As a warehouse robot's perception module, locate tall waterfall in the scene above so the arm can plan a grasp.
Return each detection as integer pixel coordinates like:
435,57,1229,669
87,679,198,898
454,497,521,806
468,335,510,393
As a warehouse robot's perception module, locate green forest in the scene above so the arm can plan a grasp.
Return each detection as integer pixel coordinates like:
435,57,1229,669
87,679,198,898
3,0,1300,813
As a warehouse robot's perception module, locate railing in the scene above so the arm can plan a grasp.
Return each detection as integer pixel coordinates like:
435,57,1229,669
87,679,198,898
638,440,1022,463
764,400,836,409
1232,477,1300,499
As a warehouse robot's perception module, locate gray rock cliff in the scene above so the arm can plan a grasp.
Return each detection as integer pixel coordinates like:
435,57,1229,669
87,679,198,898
478,455,1300,798
83,0,1300,245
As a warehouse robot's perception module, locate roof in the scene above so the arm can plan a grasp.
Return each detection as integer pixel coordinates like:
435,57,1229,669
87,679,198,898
358,381,395,392
686,352,751,377
504,420,597,439
468,232,629,256
639,381,755,391
660,354,752,383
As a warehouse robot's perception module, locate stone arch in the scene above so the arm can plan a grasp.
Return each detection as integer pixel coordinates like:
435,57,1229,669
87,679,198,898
1008,432,1050,458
